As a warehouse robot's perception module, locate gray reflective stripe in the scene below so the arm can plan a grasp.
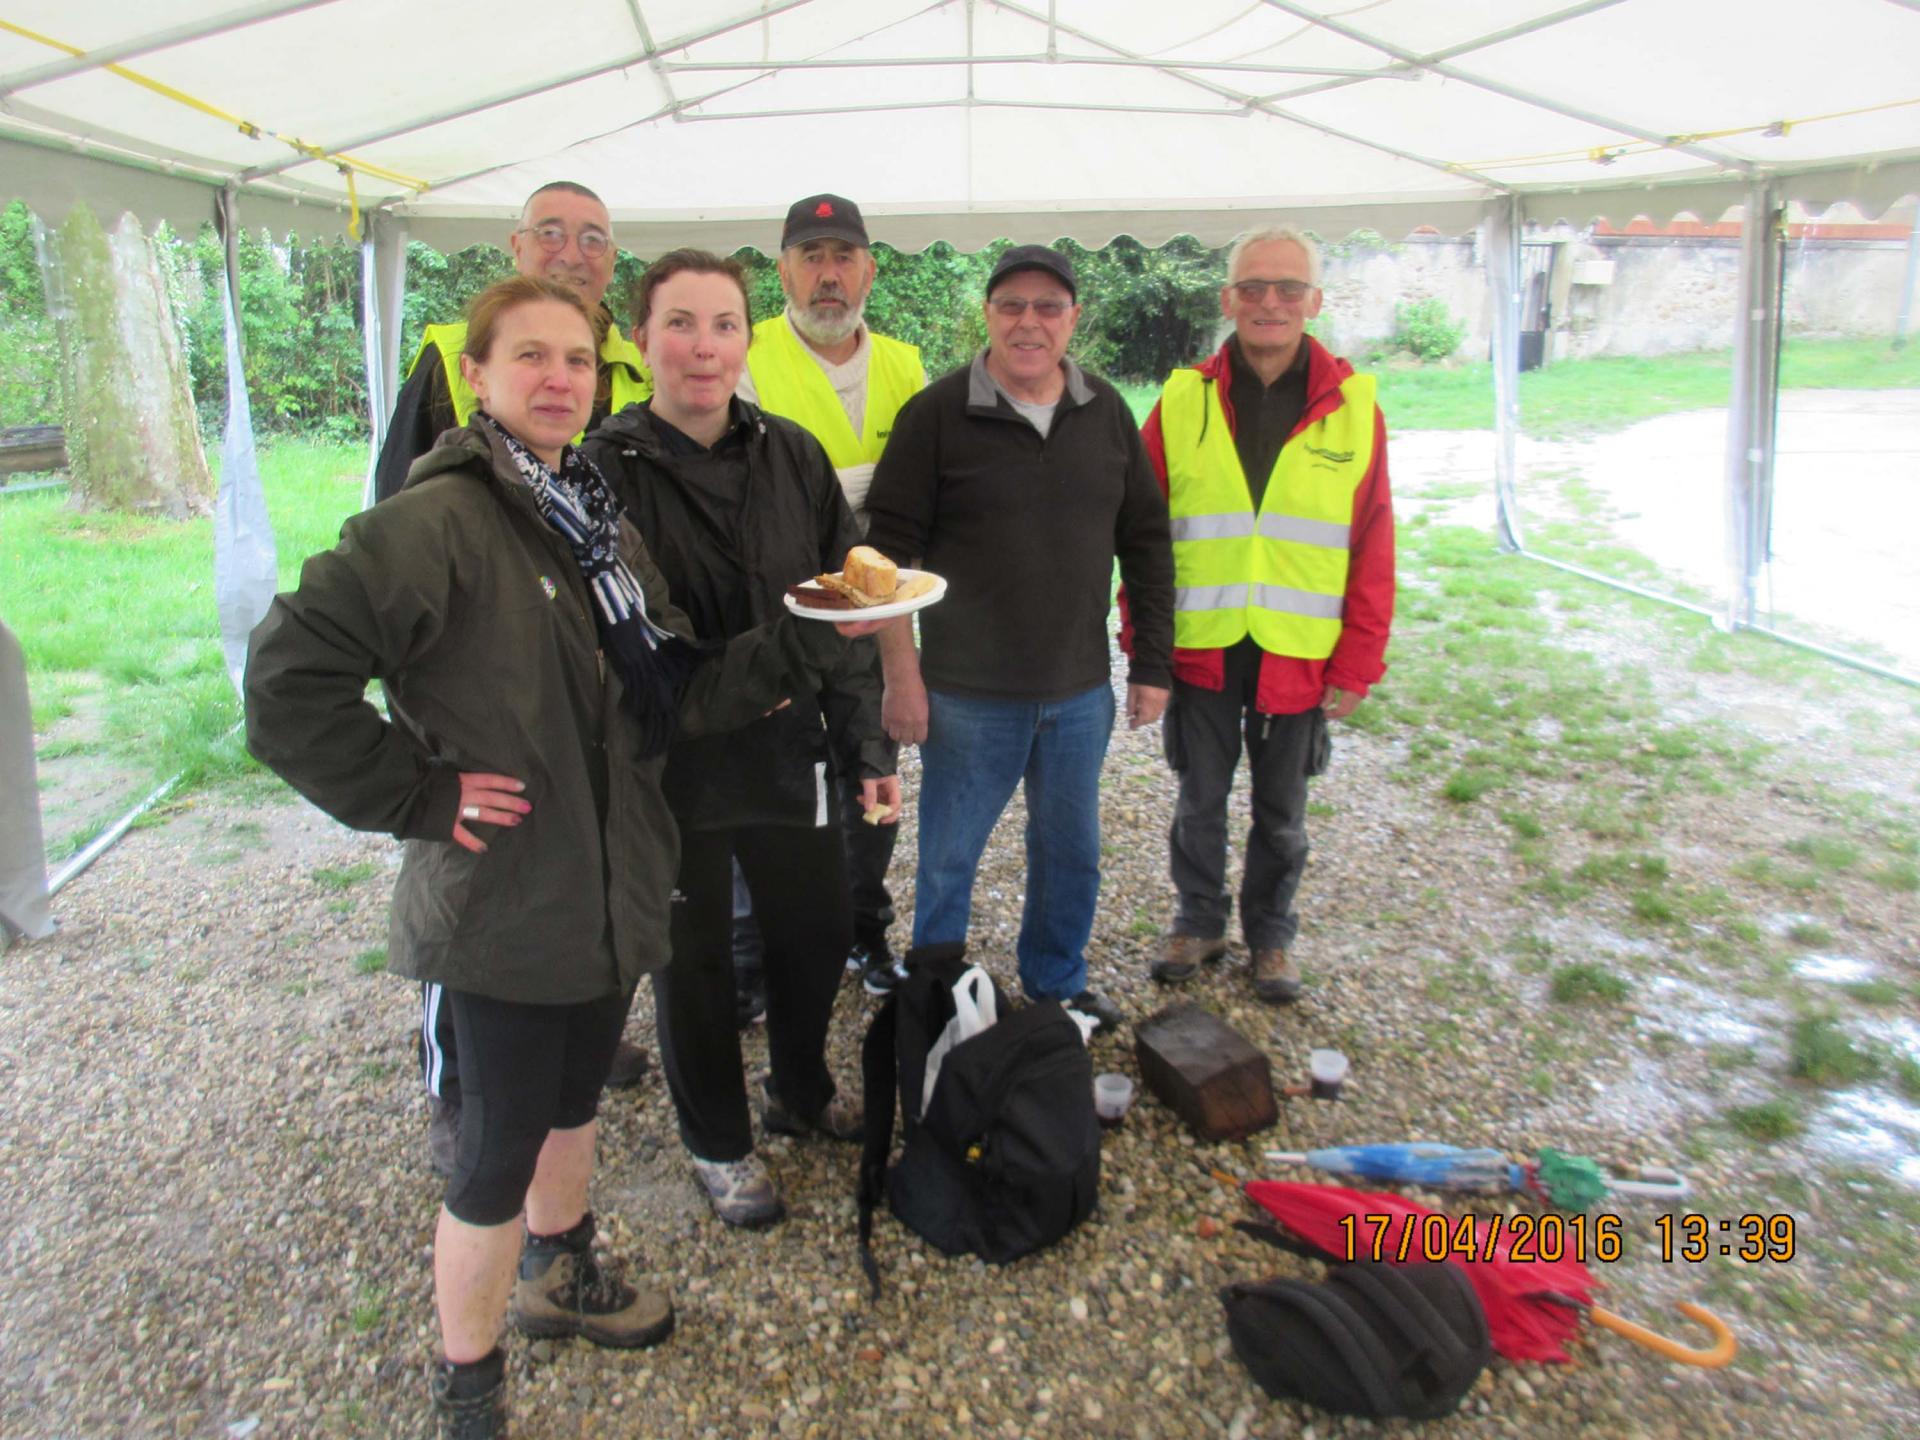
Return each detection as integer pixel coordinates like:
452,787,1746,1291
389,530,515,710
1254,584,1346,620
1258,512,1351,548
1175,583,1250,612
1169,512,1256,542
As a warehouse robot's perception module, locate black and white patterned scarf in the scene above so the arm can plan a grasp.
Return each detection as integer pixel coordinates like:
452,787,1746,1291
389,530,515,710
480,412,707,757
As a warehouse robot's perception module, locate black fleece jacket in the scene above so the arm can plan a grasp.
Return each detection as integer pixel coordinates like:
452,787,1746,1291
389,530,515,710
864,353,1174,701
585,400,892,832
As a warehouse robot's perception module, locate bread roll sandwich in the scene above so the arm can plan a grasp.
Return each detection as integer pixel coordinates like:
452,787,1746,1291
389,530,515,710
788,545,937,611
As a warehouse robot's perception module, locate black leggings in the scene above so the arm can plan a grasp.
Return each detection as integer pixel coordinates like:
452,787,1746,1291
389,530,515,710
441,986,629,1226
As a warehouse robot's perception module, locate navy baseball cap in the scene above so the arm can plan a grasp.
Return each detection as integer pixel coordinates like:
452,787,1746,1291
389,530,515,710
987,244,1077,299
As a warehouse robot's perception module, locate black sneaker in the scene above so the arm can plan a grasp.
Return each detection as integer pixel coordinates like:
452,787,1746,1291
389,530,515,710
429,1349,507,1440
735,977,767,1030
851,938,906,997
1067,989,1125,1037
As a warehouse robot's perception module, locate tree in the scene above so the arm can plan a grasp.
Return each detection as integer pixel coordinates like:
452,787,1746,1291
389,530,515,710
0,201,60,429
37,204,211,517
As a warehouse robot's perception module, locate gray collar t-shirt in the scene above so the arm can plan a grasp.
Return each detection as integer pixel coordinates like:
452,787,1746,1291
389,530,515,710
971,350,1095,439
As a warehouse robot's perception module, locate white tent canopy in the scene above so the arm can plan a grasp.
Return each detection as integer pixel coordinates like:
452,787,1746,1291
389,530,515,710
4,0,1918,251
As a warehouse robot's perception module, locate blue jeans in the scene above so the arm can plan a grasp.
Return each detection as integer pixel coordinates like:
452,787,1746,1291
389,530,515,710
911,682,1116,1001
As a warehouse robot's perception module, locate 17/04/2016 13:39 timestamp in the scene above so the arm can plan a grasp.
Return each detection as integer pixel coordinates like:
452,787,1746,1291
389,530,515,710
1338,1212,1798,1264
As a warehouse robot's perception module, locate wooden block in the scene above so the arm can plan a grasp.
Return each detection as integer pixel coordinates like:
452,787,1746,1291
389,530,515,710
1134,1002,1277,1141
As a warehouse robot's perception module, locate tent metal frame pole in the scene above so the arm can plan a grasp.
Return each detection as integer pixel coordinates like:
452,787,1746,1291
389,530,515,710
1260,0,1752,175
1896,211,1919,346
233,0,818,184
1255,0,1626,105
359,210,407,509
1722,178,1781,635
1486,193,1525,552
1507,553,1920,689
676,98,1248,120
659,54,1421,78
0,0,342,99
991,0,1514,193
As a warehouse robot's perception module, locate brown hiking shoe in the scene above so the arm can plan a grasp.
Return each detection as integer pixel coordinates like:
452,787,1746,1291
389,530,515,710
1251,947,1302,1005
1151,934,1227,985
511,1214,673,1350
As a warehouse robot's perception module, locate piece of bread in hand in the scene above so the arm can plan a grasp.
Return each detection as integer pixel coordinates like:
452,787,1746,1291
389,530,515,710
842,545,898,601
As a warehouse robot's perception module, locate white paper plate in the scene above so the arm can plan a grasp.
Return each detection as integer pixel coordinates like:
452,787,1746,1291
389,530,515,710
784,568,948,622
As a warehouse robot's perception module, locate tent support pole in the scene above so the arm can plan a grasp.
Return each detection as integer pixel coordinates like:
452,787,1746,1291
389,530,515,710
1722,179,1781,635
360,210,408,509
1896,210,1919,348
1486,194,1525,552
212,187,281,693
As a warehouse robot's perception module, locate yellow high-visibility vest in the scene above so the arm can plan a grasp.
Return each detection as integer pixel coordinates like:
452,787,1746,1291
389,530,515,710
744,314,922,467
414,319,652,442
1160,366,1376,659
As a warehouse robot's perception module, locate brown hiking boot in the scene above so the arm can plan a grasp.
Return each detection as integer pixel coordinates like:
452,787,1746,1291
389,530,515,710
1151,934,1227,985
510,1214,673,1350
1251,947,1302,1005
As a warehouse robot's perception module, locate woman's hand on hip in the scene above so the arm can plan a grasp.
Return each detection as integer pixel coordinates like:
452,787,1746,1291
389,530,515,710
453,772,530,853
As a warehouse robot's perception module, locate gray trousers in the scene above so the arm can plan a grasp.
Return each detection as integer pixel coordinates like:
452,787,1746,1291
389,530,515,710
1165,643,1329,952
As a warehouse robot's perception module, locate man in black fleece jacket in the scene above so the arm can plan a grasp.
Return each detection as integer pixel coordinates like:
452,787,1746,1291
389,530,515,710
864,245,1174,1031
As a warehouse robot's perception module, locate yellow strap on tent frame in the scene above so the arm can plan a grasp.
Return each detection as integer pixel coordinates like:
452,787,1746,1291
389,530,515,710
1449,95,1920,172
0,16,426,236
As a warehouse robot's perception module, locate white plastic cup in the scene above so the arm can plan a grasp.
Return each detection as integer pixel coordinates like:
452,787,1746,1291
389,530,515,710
1093,1072,1135,1126
1308,1048,1350,1100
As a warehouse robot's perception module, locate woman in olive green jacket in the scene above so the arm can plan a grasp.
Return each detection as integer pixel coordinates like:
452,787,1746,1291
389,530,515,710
244,276,875,1439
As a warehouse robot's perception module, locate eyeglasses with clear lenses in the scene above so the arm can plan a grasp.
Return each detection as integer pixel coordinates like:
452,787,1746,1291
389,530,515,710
519,222,612,259
990,297,1072,319
1232,278,1315,302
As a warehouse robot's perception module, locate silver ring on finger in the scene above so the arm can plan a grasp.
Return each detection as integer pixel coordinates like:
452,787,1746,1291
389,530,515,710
462,805,480,821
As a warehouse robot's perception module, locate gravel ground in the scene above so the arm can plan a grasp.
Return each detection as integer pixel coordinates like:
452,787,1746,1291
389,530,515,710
5,555,1918,1438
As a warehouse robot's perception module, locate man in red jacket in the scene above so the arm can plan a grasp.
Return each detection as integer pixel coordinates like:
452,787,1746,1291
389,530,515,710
1136,226,1394,1004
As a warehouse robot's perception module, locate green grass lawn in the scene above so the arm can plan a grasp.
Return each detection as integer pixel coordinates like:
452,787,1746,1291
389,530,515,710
1117,337,1920,434
3,440,365,811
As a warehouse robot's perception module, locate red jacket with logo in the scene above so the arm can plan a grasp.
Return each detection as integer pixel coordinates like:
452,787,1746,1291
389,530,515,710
1122,334,1394,715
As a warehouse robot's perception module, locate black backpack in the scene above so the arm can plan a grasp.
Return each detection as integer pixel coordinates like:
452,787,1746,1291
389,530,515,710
857,943,1101,1291
1220,1225,1490,1420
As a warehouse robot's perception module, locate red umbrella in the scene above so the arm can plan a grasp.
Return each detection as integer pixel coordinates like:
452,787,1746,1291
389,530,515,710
1243,1181,1733,1368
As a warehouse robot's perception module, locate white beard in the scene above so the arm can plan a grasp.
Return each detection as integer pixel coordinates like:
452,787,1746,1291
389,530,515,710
789,294,866,348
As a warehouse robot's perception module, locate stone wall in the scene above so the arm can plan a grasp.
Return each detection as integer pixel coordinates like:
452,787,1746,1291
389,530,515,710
1302,232,1912,362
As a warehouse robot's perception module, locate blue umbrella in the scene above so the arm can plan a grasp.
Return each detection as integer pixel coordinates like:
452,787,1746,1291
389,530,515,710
1264,1143,1688,1208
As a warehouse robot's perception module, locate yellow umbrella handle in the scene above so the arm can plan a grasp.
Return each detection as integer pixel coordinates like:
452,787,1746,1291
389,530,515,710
1587,1300,1737,1368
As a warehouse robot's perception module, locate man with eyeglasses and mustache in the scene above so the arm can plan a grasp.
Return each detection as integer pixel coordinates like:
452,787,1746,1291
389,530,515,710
731,194,925,1008
372,181,651,504
865,245,1174,1037
370,182,656,1175
1133,226,1394,1006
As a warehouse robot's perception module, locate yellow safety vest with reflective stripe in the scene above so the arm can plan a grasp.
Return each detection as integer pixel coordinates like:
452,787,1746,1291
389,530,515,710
1161,367,1376,659
415,320,652,441
744,314,923,467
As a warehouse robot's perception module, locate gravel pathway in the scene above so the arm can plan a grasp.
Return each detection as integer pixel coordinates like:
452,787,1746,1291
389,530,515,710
5,617,1917,1439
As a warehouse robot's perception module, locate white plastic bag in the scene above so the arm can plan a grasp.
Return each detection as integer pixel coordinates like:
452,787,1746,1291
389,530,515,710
921,964,997,1113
